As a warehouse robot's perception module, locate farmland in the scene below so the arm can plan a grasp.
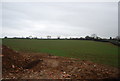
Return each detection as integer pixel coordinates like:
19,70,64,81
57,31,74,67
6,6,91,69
2,38,119,67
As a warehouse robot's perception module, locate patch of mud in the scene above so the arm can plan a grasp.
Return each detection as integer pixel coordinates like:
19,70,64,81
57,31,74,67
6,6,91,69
2,45,119,79
23,59,43,69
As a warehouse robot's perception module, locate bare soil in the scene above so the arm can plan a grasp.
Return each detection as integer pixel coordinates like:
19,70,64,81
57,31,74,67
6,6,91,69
2,45,119,79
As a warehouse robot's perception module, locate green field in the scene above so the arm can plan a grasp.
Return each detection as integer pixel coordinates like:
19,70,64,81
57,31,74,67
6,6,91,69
2,39,119,67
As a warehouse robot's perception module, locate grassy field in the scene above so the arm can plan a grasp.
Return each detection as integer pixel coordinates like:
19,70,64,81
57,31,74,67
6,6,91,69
2,39,119,67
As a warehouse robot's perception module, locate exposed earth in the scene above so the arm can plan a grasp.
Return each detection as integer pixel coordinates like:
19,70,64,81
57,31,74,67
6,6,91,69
1,45,119,79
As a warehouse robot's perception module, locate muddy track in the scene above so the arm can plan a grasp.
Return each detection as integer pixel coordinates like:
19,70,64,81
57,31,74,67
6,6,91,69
2,45,119,79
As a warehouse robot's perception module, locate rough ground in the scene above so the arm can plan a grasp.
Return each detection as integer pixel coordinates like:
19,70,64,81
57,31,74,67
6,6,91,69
2,45,119,79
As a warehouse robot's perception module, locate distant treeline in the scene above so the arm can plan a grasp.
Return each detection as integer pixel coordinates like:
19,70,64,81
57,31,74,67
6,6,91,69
3,36,120,46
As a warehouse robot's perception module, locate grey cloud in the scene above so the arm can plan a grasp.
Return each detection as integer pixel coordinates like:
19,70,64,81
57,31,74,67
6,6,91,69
2,2,118,38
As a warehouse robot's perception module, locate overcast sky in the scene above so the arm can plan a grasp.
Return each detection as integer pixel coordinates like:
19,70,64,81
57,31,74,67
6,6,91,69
2,2,118,38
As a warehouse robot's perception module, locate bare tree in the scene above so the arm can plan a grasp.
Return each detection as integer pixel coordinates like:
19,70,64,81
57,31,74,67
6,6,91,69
116,36,120,40
91,34,97,39
47,36,51,39
29,36,32,39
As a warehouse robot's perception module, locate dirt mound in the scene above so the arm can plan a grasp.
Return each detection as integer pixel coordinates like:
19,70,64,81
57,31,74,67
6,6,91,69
2,45,119,79
2,45,25,73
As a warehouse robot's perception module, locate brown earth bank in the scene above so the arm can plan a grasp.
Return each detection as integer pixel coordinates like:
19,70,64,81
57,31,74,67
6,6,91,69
1,45,120,80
